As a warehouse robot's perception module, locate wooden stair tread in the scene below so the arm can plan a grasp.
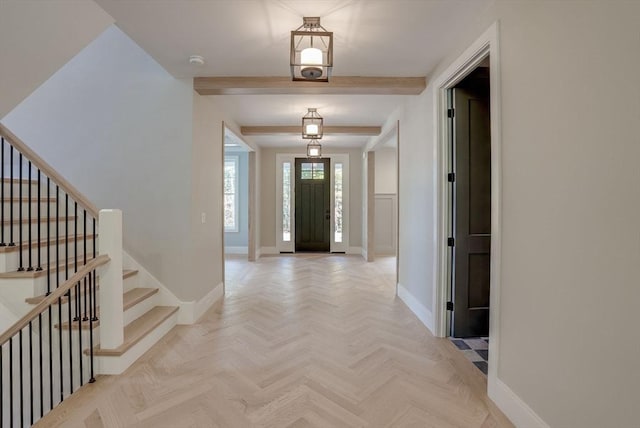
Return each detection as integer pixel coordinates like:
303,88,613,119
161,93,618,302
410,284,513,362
25,270,134,304
0,234,95,253
123,287,157,311
122,269,138,280
57,287,159,330
1,216,77,225
0,256,96,278
90,306,178,356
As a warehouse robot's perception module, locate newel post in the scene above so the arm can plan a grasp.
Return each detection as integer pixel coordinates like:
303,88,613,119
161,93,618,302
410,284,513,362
98,209,124,349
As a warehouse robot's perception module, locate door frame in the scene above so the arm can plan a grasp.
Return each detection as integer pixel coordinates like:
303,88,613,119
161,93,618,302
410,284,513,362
276,153,350,253
433,23,502,388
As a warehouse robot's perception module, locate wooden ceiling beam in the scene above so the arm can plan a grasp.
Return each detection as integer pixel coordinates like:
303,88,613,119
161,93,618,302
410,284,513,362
194,76,426,95
240,126,381,136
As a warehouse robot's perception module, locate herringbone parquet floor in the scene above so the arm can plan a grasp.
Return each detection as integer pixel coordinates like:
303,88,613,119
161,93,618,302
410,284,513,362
36,254,512,428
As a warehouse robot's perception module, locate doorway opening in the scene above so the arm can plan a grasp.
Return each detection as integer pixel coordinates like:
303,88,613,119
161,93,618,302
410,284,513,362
432,23,501,387
446,60,491,374
276,153,350,254
223,126,254,288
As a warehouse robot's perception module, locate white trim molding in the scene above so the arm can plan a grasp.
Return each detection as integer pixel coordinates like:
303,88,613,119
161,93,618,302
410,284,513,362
179,282,224,324
397,283,434,334
275,153,351,254
431,20,512,421
489,379,550,428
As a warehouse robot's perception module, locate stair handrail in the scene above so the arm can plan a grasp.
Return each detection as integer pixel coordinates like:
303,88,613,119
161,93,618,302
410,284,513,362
0,123,99,218
0,254,109,347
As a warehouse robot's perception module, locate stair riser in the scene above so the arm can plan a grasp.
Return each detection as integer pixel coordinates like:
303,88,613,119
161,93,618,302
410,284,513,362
124,293,158,326
0,244,95,273
1,220,94,243
1,181,52,197
0,200,86,215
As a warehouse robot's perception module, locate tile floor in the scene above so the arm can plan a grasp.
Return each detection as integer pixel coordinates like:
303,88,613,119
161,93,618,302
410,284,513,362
450,337,489,375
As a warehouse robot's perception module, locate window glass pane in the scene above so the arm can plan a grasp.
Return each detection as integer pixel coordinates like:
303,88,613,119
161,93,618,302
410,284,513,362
224,161,236,193
224,158,238,231
224,194,235,229
283,162,291,242
335,163,343,243
312,162,324,179
301,163,313,179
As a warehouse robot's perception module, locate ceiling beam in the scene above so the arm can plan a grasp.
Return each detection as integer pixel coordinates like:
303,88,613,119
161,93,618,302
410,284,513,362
240,126,381,137
194,76,426,95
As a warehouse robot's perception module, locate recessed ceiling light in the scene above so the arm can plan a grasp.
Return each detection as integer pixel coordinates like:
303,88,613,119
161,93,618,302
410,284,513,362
189,55,205,66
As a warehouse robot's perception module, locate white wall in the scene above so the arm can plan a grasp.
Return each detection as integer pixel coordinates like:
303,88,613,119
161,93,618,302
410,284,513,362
2,26,202,300
0,0,113,118
374,149,397,194
396,1,640,427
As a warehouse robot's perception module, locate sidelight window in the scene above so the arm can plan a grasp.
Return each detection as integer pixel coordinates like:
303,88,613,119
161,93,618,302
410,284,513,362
334,163,343,243
283,162,291,241
224,156,239,232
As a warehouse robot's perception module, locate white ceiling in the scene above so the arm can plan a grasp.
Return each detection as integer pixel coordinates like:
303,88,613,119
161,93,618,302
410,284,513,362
94,0,492,148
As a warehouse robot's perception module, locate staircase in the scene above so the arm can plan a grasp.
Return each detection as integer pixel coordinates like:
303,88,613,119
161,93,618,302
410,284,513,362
0,124,179,427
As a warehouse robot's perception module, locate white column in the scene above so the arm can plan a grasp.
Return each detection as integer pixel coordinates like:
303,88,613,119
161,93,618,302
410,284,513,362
98,209,123,349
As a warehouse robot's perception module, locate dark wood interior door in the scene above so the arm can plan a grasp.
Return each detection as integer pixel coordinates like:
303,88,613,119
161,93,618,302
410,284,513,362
451,69,491,337
295,158,330,252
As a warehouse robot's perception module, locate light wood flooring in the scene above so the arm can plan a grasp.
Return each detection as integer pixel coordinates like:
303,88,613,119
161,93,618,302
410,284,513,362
36,254,512,427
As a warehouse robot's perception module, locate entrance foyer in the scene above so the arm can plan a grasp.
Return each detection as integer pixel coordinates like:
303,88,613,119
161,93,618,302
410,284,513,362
41,255,511,427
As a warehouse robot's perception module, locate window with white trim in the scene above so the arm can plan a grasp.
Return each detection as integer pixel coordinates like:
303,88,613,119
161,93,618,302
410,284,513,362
224,156,239,232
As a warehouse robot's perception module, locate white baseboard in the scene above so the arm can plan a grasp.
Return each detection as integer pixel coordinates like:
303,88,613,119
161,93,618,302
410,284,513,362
489,378,550,428
178,282,224,324
397,283,434,334
225,246,248,255
123,251,224,325
259,246,278,256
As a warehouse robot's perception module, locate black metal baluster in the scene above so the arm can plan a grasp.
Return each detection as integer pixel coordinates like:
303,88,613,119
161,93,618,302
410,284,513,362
29,321,34,426
27,161,33,271
57,186,63,404
37,169,42,271
73,203,78,322
91,218,97,322
19,330,23,428
18,153,23,271
89,270,95,383
58,295,63,404
48,304,53,411
83,211,88,322
39,312,44,419
9,145,14,247
66,194,73,395
1,137,5,247
77,279,83,387
1,345,3,428
9,337,13,426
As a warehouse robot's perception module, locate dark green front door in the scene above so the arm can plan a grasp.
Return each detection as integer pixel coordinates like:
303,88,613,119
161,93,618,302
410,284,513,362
295,158,330,252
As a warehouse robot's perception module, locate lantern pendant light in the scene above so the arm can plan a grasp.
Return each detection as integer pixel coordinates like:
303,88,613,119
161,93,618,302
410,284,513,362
307,139,322,158
302,108,323,139
290,17,333,82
